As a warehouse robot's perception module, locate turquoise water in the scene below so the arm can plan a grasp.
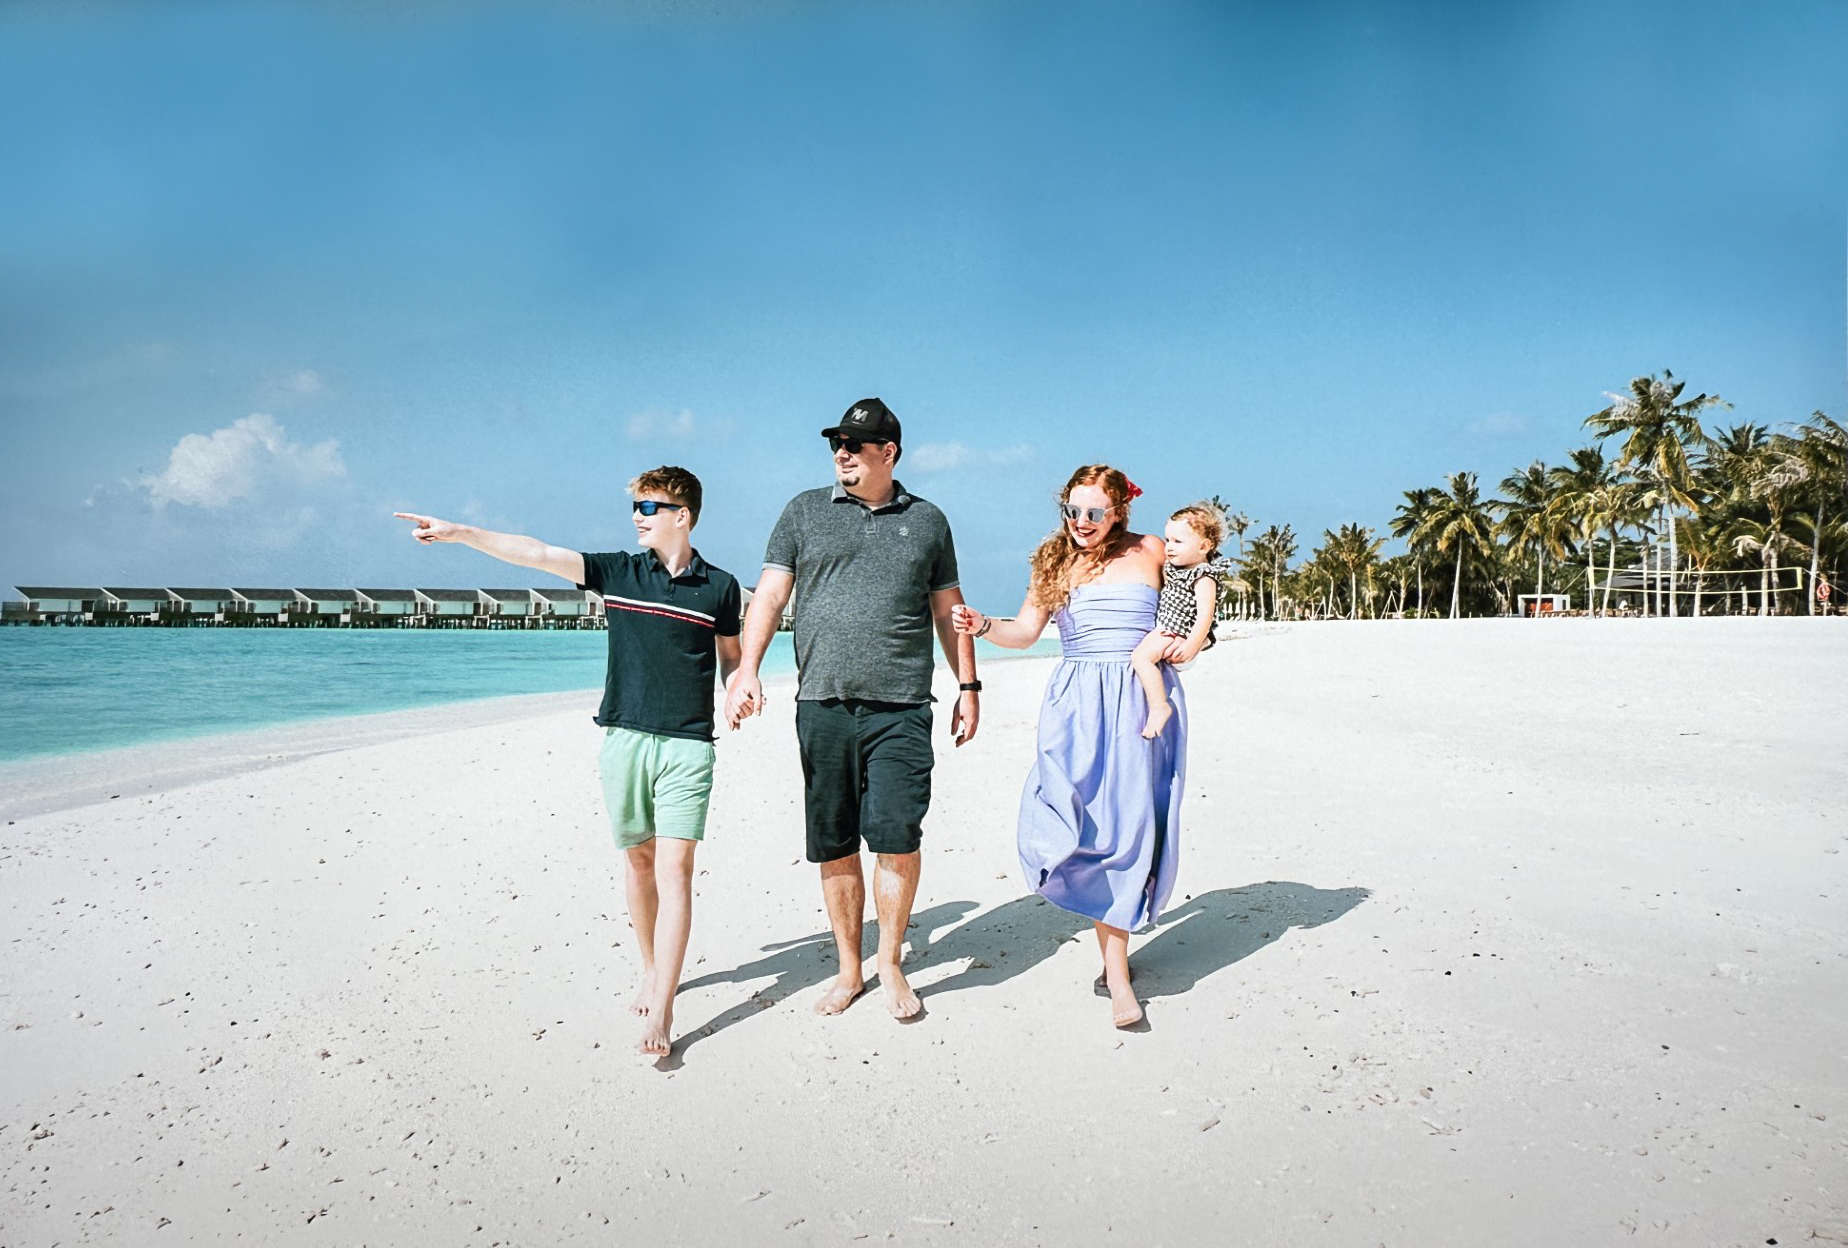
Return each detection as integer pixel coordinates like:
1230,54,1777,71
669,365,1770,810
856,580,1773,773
0,629,1054,762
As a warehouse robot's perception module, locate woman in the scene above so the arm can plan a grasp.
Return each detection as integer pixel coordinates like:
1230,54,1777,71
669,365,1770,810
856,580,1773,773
952,464,1186,1027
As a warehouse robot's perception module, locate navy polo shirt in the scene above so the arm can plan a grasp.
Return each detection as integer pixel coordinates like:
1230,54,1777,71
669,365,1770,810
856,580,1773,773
578,549,743,742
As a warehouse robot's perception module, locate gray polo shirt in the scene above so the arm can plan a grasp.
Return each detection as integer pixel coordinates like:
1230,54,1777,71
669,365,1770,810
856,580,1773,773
764,482,960,704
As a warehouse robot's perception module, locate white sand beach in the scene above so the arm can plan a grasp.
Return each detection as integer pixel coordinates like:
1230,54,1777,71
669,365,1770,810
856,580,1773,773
3,619,1844,1246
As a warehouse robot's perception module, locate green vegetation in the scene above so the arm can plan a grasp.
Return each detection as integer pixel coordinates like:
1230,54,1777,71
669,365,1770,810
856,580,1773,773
1216,373,1846,620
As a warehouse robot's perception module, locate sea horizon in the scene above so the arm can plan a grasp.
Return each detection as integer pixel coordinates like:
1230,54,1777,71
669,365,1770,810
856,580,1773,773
0,628,1058,764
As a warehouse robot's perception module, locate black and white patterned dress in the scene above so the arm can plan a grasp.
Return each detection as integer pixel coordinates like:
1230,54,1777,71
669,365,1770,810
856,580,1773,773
1153,560,1226,645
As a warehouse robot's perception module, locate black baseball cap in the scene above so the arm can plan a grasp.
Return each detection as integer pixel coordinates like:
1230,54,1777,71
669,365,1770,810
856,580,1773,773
820,397,902,445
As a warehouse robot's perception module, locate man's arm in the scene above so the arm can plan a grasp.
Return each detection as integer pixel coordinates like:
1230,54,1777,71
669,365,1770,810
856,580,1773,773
394,513,586,584
716,634,743,688
724,568,793,729
930,586,980,747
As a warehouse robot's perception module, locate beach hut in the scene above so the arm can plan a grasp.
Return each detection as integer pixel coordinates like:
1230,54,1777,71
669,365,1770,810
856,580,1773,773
167,588,235,621
415,588,481,623
1517,593,1570,617
530,586,589,620
15,586,104,623
231,589,295,623
294,589,358,622
479,588,534,619
355,588,419,619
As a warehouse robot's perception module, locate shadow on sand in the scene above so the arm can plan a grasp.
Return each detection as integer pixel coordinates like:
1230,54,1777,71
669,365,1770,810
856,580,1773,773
915,880,1370,1007
663,881,1370,1062
664,900,979,1065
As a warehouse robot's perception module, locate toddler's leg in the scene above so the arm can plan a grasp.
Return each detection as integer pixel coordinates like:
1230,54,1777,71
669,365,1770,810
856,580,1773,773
1131,630,1174,740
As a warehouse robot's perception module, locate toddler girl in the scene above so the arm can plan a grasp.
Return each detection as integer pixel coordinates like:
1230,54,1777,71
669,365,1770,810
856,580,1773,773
1133,503,1227,739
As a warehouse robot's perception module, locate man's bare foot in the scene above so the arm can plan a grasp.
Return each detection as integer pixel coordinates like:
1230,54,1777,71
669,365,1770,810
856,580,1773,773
629,971,655,1017
1141,701,1173,740
636,1003,673,1058
878,964,922,1020
813,974,865,1016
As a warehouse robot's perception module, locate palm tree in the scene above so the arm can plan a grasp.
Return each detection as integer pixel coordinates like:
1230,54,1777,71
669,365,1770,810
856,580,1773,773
1213,499,1253,619
1338,523,1384,619
1493,460,1573,615
1761,413,1846,614
1246,524,1297,621
1549,447,1619,616
1390,488,1438,618
1417,472,1497,619
1584,371,1730,617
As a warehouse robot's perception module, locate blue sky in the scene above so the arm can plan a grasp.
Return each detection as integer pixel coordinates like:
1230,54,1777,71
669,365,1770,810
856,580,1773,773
3,0,1844,609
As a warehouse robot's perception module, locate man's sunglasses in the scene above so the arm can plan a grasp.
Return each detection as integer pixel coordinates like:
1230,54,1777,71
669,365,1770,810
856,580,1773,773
632,500,688,516
828,435,889,455
1061,503,1115,524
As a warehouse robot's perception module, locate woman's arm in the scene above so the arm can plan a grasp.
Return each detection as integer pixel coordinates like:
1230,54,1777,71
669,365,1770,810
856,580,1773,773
950,594,1051,650
1163,575,1219,663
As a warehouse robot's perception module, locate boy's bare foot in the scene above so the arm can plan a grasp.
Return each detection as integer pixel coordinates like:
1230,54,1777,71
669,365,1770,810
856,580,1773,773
636,1003,673,1058
628,971,655,1017
1141,701,1173,740
878,964,922,1020
813,973,865,1015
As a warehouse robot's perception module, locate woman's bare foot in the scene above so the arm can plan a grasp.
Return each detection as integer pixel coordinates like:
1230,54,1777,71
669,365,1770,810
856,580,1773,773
1141,700,1173,740
878,963,922,1020
1093,965,1135,995
813,973,865,1015
636,1003,673,1058
628,971,655,1017
1109,986,1143,1028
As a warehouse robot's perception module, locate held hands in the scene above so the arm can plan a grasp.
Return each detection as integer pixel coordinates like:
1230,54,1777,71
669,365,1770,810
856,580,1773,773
393,512,465,544
950,604,986,636
723,671,764,731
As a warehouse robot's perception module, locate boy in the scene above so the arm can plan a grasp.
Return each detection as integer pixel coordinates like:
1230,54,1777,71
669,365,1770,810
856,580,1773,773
395,465,743,1058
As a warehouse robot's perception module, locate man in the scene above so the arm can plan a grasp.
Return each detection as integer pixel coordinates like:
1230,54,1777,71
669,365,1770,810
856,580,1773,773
725,398,979,1020
395,466,742,1058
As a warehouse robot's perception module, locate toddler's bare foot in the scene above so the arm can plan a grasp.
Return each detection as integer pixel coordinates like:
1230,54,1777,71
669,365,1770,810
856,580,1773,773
629,971,655,1017
813,973,865,1016
878,964,922,1020
1141,701,1173,740
636,1003,673,1058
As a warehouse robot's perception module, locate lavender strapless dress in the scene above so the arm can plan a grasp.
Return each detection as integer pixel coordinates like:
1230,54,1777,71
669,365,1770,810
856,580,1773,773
1017,583,1186,932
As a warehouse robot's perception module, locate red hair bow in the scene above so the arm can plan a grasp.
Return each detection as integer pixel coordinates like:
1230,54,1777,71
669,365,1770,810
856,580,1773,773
1124,478,1144,500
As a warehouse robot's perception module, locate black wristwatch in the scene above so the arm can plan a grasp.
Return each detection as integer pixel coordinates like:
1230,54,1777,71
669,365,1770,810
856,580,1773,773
959,681,983,692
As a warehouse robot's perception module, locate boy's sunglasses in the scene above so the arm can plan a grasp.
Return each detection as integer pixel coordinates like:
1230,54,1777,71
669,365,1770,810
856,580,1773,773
632,500,688,516
827,435,888,455
1061,503,1115,524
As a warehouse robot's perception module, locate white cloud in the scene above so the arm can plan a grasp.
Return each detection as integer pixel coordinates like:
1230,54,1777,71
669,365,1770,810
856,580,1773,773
281,369,324,397
145,414,345,509
625,408,734,442
906,441,1035,473
1467,411,1527,436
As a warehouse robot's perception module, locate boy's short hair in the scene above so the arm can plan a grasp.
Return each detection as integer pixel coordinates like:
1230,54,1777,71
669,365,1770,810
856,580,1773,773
628,465,703,527
1170,503,1226,556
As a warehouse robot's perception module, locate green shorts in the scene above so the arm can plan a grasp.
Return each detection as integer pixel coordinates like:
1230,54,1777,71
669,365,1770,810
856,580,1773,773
598,726,716,850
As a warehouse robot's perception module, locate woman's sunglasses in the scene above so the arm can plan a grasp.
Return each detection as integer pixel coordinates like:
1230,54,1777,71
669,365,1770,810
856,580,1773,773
632,500,688,516
1061,503,1115,524
827,435,889,455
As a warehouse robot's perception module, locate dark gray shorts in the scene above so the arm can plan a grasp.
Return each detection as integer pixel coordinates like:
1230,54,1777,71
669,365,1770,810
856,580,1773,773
794,699,934,863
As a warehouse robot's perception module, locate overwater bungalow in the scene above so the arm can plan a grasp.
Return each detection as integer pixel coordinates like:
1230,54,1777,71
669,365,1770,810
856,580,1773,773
293,589,359,624
415,588,480,626
479,588,534,620
230,589,295,624
10,587,105,624
354,588,420,620
531,586,593,621
167,588,236,622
